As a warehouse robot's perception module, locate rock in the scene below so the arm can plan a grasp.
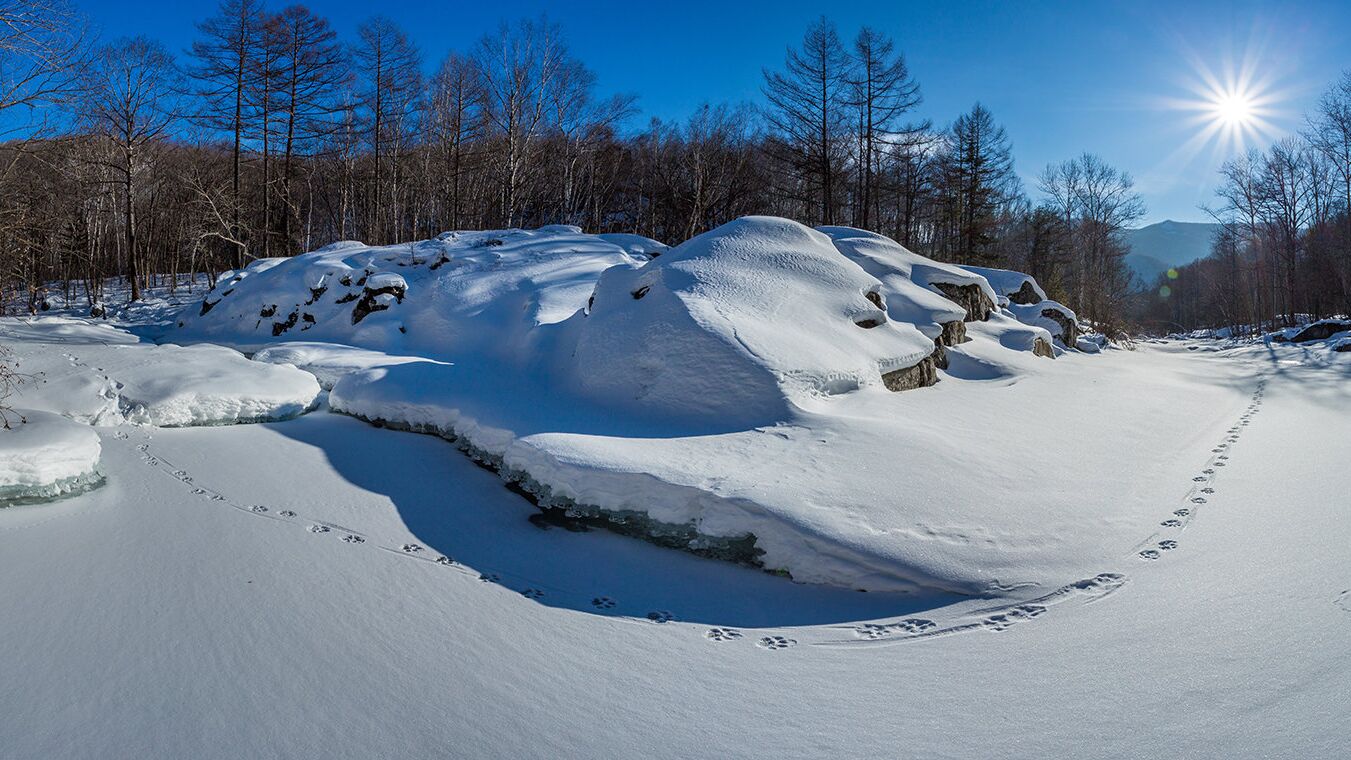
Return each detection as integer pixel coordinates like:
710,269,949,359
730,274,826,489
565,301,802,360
931,282,994,323
1040,306,1080,347
1288,319,1351,343
936,320,968,347
881,349,942,391
1008,281,1042,305
1033,336,1055,358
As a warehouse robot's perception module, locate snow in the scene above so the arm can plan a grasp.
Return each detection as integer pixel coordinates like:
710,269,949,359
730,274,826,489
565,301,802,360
1,319,1347,757
0,409,102,502
168,218,1161,592
173,227,648,359
959,264,1048,304
0,317,321,426
251,342,445,390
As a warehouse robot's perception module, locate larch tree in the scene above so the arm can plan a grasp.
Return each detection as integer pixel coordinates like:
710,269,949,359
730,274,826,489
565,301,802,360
762,16,850,226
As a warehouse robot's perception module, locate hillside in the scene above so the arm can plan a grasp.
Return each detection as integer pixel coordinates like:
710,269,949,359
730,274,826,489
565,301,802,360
1124,220,1221,285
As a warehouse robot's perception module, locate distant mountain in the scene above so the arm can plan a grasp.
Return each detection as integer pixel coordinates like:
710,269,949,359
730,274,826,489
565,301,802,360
1123,220,1221,286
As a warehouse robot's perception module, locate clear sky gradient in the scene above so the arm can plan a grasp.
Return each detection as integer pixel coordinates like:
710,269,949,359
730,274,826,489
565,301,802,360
79,0,1351,224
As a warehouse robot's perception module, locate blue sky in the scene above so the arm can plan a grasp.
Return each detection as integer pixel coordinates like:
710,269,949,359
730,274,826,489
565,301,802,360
81,0,1351,224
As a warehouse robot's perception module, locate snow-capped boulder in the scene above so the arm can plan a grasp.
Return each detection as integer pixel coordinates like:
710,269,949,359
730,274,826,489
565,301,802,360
0,410,102,503
1282,319,1351,344
959,265,1047,306
175,228,648,361
570,217,942,424
819,227,997,327
1008,300,1080,348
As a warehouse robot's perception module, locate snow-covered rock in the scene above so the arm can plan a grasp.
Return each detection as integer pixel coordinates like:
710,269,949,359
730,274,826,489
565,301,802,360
821,227,997,324
0,410,102,503
569,217,942,424
175,227,649,360
959,264,1048,306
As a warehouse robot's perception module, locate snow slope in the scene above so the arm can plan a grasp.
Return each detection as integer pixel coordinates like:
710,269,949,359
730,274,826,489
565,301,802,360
0,323,1346,758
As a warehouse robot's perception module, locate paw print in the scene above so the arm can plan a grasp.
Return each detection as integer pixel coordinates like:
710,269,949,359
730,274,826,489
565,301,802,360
479,572,500,583
1139,549,1161,560
1160,519,1182,527
590,596,616,610
1174,508,1191,517
705,627,743,642
436,555,456,566
756,635,796,650
646,610,675,624
309,525,331,534
278,510,296,518
250,505,268,514
401,543,423,553
521,588,544,599
342,534,365,544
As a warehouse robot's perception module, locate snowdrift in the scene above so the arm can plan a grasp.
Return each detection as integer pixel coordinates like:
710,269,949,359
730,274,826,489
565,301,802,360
175,217,1119,593
0,318,320,426
0,410,102,503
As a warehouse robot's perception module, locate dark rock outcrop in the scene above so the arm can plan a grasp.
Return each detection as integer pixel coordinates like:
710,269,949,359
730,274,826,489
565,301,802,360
1008,281,1042,305
932,282,994,322
881,349,942,391
350,280,407,324
1040,306,1080,347
1288,319,1351,343
937,320,968,347
1032,336,1055,358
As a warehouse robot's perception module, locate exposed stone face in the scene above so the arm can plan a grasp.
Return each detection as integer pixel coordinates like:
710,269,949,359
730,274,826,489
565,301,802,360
937,320,968,347
351,282,407,325
1289,319,1351,343
1008,281,1042,305
1040,307,1080,347
932,282,994,322
881,349,942,391
1033,336,1055,358
1335,342,1350,352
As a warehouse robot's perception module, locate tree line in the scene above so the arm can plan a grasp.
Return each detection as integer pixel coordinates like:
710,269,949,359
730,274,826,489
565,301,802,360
1,3,1144,331
1142,71,1351,334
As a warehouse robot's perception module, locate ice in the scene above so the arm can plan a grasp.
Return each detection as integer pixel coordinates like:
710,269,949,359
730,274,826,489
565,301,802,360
0,409,102,503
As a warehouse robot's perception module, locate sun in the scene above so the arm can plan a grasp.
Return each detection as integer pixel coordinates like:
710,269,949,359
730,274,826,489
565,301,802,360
1212,91,1255,127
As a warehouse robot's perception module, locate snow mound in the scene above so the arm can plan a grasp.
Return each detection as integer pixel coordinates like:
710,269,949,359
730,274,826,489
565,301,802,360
568,217,940,423
0,410,102,503
1,318,321,426
175,227,649,359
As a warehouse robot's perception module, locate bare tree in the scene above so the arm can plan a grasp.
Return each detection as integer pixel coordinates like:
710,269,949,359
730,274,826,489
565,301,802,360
82,36,182,301
188,0,263,267
355,16,421,243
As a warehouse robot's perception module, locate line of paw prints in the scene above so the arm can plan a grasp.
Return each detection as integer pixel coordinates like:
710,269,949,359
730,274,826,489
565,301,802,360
1143,380,1267,561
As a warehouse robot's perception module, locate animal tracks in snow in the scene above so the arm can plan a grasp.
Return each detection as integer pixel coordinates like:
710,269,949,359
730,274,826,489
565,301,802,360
1138,378,1267,565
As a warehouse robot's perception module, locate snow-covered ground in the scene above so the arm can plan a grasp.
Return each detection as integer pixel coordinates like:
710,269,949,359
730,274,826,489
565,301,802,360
2,220,1348,757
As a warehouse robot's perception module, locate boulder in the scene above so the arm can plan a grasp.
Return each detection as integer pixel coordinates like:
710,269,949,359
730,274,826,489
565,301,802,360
1288,319,1351,343
931,282,995,323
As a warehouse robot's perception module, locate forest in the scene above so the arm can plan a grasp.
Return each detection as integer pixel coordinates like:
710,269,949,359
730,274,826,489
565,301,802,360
0,0,1346,334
